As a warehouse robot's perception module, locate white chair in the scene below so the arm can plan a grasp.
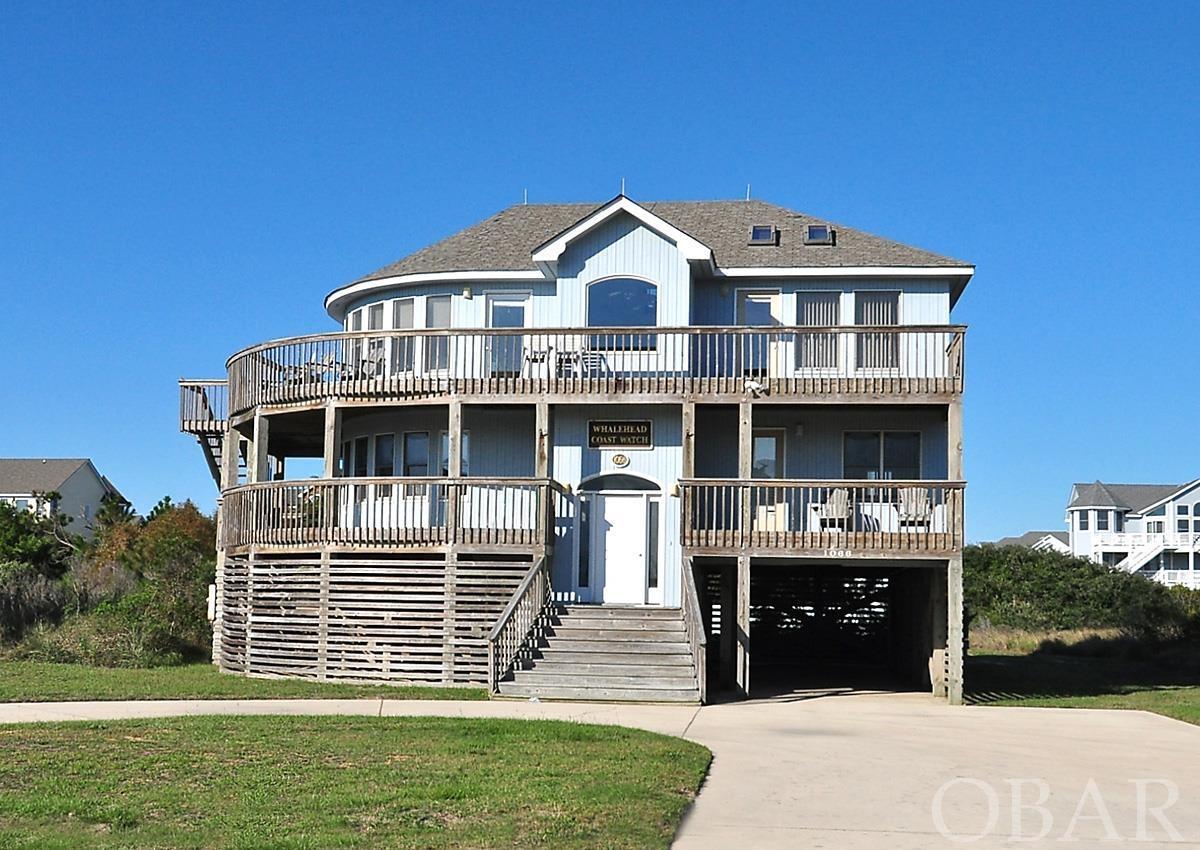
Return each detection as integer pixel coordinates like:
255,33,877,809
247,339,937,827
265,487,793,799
897,487,933,529
816,488,851,530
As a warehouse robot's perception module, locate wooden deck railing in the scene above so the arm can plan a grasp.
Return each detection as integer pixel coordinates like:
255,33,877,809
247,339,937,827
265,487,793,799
226,325,965,415
220,477,553,549
681,479,965,557
487,555,553,693
179,379,228,433
681,557,708,704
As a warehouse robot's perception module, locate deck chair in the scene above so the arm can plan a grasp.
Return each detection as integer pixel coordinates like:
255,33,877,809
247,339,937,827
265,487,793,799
816,487,851,530
897,487,933,529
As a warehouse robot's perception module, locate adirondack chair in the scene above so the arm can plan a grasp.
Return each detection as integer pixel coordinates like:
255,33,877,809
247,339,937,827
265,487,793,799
897,487,933,529
815,487,851,530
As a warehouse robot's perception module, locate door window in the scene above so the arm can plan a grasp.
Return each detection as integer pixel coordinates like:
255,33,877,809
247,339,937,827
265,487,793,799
392,298,415,371
488,295,527,375
855,291,899,368
425,296,451,371
796,292,840,368
751,429,785,479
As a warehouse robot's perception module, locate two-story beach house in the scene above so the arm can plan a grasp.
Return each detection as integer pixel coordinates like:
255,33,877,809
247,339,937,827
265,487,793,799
1067,480,1200,588
180,196,972,703
0,458,122,541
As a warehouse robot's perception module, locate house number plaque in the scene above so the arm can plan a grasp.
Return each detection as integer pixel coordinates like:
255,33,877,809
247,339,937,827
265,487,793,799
587,420,652,450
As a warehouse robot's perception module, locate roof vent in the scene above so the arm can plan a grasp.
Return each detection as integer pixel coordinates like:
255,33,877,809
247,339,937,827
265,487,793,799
747,224,778,246
803,223,834,245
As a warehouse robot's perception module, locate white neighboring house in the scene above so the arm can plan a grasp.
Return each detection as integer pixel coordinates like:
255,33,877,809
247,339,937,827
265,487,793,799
0,458,123,541
1067,480,1200,589
994,530,1071,554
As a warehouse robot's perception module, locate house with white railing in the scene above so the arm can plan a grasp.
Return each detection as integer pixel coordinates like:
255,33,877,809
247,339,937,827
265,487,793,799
1067,480,1200,589
180,195,973,703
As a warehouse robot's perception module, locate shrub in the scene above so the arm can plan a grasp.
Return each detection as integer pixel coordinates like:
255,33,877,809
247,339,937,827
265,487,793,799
0,560,70,640
965,544,1197,640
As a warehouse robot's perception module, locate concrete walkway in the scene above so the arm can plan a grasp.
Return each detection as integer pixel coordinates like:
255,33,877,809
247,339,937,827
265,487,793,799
3,693,1199,848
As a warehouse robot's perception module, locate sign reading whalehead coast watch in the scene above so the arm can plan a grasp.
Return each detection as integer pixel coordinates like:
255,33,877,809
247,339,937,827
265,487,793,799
587,420,653,450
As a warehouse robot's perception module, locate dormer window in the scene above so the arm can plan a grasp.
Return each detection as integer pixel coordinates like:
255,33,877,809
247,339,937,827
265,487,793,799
803,223,834,245
748,224,778,245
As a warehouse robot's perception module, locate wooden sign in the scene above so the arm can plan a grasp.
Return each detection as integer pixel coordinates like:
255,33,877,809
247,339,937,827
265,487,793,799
588,420,652,450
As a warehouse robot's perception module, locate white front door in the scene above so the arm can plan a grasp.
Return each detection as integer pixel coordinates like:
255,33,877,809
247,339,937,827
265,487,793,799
736,290,783,376
595,494,647,604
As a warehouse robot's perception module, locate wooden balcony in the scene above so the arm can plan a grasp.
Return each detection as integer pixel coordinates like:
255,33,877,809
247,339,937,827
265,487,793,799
220,477,558,551
680,479,965,558
225,325,965,417
179,379,229,434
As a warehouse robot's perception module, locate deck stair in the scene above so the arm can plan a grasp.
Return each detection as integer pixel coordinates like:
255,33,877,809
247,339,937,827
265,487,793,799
1116,537,1166,573
496,604,701,703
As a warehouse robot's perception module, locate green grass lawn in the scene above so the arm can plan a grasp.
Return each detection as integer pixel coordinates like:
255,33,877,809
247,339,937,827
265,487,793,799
967,652,1200,726
0,661,486,703
0,715,710,850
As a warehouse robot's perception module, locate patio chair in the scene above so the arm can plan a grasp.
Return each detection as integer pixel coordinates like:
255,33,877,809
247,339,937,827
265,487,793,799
897,487,933,529
815,487,851,530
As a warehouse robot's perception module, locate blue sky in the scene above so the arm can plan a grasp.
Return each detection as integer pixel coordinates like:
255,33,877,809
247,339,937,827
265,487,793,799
1,2,1197,541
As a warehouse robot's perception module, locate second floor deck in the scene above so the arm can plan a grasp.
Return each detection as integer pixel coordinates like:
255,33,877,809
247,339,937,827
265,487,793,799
215,324,964,419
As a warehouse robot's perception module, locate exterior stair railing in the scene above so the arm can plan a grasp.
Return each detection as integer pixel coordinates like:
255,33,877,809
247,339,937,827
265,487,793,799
681,557,708,704
487,555,553,694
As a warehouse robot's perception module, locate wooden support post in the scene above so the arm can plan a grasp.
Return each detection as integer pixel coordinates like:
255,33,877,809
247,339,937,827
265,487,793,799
947,554,964,705
681,401,696,479
929,567,948,698
448,401,463,478
948,401,963,481
736,553,751,697
322,403,342,478
221,427,240,490
535,402,551,479
738,402,752,546
720,561,735,689
317,548,330,681
443,552,457,684
250,412,270,484
444,401,463,684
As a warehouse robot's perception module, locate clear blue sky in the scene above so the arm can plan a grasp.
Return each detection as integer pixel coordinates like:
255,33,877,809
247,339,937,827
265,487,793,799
2,2,1197,541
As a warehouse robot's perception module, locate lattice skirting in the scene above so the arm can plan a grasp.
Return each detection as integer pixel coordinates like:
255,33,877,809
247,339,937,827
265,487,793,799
218,549,532,684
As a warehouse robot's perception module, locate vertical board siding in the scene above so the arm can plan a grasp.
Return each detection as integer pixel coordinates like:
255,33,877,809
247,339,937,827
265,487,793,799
551,404,684,607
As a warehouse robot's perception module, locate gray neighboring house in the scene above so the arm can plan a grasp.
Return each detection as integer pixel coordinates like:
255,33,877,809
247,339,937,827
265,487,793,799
0,458,122,540
1067,480,1200,588
994,530,1070,554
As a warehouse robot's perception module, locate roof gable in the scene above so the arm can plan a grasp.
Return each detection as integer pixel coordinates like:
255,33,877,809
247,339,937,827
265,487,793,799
531,196,714,277
0,458,89,494
1067,480,1190,512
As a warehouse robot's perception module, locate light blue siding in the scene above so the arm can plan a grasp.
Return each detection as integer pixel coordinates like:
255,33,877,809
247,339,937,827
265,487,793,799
691,278,953,326
551,404,683,607
695,406,948,480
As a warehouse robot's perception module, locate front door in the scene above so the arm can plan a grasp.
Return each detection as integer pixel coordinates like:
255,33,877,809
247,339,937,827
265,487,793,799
736,290,783,376
594,494,648,604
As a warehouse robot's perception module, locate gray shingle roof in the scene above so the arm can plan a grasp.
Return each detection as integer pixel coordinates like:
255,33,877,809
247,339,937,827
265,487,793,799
1068,481,1186,512
354,199,971,283
0,459,89,494
995,530,1069,547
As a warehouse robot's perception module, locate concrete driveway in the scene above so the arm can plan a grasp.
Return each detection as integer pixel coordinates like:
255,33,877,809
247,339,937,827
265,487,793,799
675,692,1200,849
2,693,1198,848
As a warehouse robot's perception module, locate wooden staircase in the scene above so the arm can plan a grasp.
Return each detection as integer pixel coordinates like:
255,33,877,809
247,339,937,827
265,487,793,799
495,605,702,703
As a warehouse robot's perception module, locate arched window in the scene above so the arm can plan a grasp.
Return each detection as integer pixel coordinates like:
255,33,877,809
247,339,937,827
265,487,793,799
578,473,661,492
586,277,658,350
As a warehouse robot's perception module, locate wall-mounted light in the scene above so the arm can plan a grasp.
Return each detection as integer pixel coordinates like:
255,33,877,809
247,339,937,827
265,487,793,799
670,482,680,497
719,284,731,298
794,424,804,438
462,287,473,299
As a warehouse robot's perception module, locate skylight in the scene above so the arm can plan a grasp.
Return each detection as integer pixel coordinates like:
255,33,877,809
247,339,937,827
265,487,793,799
803,224,834,245
748,224,777,245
